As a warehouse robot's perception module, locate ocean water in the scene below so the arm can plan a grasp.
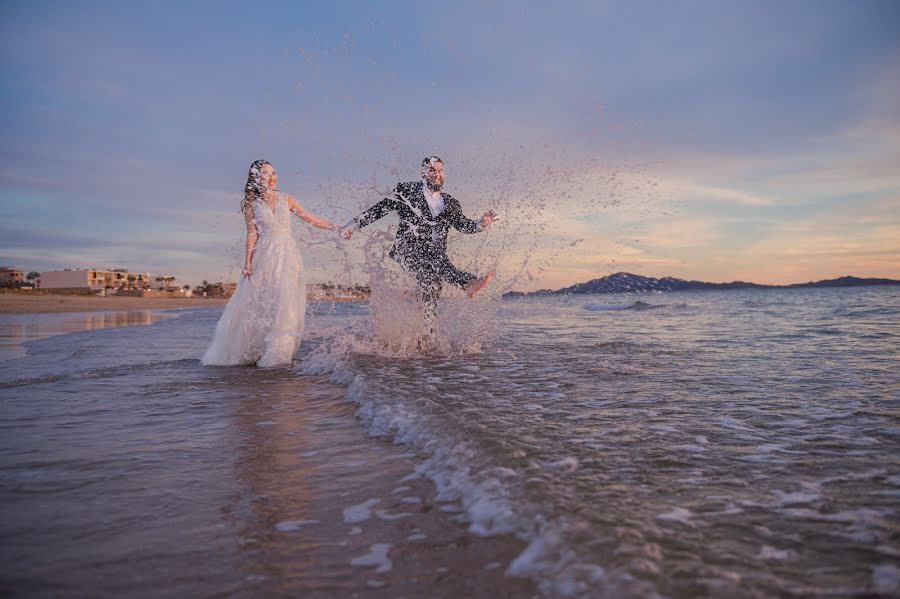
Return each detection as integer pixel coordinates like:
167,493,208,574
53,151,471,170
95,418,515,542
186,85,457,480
0,310,171,361
2,286,899,598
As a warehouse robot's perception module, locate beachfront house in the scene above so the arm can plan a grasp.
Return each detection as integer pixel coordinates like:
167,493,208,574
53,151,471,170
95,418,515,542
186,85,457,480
307,283,371,301
38,268,151,292
0,266,25,287
144,274,193,298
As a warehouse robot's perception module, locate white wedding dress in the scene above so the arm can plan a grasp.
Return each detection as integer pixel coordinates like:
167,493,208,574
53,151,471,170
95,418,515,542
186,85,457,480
202,192,306,367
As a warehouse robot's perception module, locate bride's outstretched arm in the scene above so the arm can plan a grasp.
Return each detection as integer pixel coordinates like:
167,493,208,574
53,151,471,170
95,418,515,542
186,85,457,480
287,195,338,231
242,204,258,278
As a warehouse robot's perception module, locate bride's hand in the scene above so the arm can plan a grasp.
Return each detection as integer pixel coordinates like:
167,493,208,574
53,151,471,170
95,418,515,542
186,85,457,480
242,265,252,279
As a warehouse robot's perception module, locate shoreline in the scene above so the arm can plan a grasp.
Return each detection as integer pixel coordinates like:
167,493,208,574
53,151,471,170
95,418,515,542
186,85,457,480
0,310,537,596
0,293,228,314
0,293,369,314
228,374,537,597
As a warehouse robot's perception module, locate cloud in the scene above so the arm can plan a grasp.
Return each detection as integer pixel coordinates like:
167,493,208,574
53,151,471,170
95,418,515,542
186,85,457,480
666,181,774,206
2,2,899,290
630,215,731,249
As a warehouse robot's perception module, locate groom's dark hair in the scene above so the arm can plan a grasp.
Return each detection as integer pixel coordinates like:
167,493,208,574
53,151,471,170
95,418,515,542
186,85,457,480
421,155,442,177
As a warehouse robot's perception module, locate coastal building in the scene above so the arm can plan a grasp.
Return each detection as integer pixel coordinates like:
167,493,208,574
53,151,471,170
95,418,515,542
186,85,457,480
307,283,370,301
193,281,236,299
144,274,192,297
0,266,24,287
152,274,178,290
38,268,151,292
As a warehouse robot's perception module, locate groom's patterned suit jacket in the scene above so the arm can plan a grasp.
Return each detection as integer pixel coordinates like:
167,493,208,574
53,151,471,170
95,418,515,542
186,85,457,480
353,181,481,267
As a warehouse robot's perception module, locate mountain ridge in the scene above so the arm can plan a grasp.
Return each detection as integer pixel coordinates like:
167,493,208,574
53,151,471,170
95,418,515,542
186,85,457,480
503,272,900,297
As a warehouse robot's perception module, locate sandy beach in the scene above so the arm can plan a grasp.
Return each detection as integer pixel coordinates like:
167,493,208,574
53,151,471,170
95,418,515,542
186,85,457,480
0,308,536,597
0,293,228,314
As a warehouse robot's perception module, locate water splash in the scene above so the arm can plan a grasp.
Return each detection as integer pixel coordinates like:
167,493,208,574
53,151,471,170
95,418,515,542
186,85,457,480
309,143,667,355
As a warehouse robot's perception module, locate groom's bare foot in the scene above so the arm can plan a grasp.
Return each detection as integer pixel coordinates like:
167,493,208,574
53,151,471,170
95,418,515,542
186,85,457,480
465,272,494,298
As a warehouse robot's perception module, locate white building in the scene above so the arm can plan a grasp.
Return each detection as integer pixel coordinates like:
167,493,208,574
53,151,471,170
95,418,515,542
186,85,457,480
38,268,151,291
0,266,24,287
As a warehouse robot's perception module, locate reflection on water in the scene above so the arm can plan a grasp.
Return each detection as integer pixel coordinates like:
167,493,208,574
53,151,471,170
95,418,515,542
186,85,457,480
0,309,530,598
302,287,900,597
0,310,170,361
2,289,897,597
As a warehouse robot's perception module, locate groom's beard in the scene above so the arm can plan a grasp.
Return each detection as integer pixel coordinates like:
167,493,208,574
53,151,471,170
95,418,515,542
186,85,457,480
426,180,443,192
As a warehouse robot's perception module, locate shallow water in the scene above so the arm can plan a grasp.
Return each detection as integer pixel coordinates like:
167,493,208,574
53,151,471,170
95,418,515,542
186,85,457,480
1,286,899,598
0,306,532,598
0,310,171,361
304,286,900,597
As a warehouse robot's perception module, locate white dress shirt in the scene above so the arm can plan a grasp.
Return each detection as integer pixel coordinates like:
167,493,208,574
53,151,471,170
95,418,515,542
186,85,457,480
422,179,445,218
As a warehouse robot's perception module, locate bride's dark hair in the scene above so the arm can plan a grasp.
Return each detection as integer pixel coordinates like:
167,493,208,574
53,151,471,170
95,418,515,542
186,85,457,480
240,159,272,211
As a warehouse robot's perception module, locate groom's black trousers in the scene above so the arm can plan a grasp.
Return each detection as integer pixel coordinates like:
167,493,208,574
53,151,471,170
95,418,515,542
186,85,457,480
395,248,475,327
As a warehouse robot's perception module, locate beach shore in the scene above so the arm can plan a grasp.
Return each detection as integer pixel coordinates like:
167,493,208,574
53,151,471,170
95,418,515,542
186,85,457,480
0,293,228,313
226,374,536,598
0,306,537,597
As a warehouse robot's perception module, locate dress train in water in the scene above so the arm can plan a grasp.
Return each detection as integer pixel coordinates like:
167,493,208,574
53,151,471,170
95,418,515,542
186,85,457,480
202,192,306,367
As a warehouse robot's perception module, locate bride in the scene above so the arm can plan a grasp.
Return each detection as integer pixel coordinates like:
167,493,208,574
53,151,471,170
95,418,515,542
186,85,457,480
202,159,338,367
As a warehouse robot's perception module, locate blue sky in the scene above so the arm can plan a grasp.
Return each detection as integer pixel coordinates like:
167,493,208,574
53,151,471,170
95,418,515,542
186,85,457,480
1,0,898,290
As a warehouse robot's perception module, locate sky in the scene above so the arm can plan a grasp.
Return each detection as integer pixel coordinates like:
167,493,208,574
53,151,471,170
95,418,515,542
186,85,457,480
1,0,898,291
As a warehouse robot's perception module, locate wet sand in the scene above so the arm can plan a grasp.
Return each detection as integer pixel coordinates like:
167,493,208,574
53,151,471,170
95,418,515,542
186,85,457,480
0,310,178,361
0,310,537,597
1,366,536,598
228,375,537,598
0,293,227,313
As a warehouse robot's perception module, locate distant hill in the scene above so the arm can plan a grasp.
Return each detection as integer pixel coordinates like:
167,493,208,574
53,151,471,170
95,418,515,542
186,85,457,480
504,272,900,297
783,275,900,288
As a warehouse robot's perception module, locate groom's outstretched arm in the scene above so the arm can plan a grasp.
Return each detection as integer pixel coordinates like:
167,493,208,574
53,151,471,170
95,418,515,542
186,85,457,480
355,195,401,228
445,197,480,234
446,197,497,234
342,189,402,238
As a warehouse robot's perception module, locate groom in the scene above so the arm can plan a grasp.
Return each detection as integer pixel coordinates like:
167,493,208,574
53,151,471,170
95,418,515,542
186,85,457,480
341,155,497,326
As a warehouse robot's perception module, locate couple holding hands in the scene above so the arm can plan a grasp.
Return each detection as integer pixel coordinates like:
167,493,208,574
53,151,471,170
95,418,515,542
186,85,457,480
202,156,497,367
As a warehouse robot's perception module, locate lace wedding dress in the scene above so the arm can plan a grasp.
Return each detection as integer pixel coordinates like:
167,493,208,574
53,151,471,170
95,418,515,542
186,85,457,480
202,192,306,367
